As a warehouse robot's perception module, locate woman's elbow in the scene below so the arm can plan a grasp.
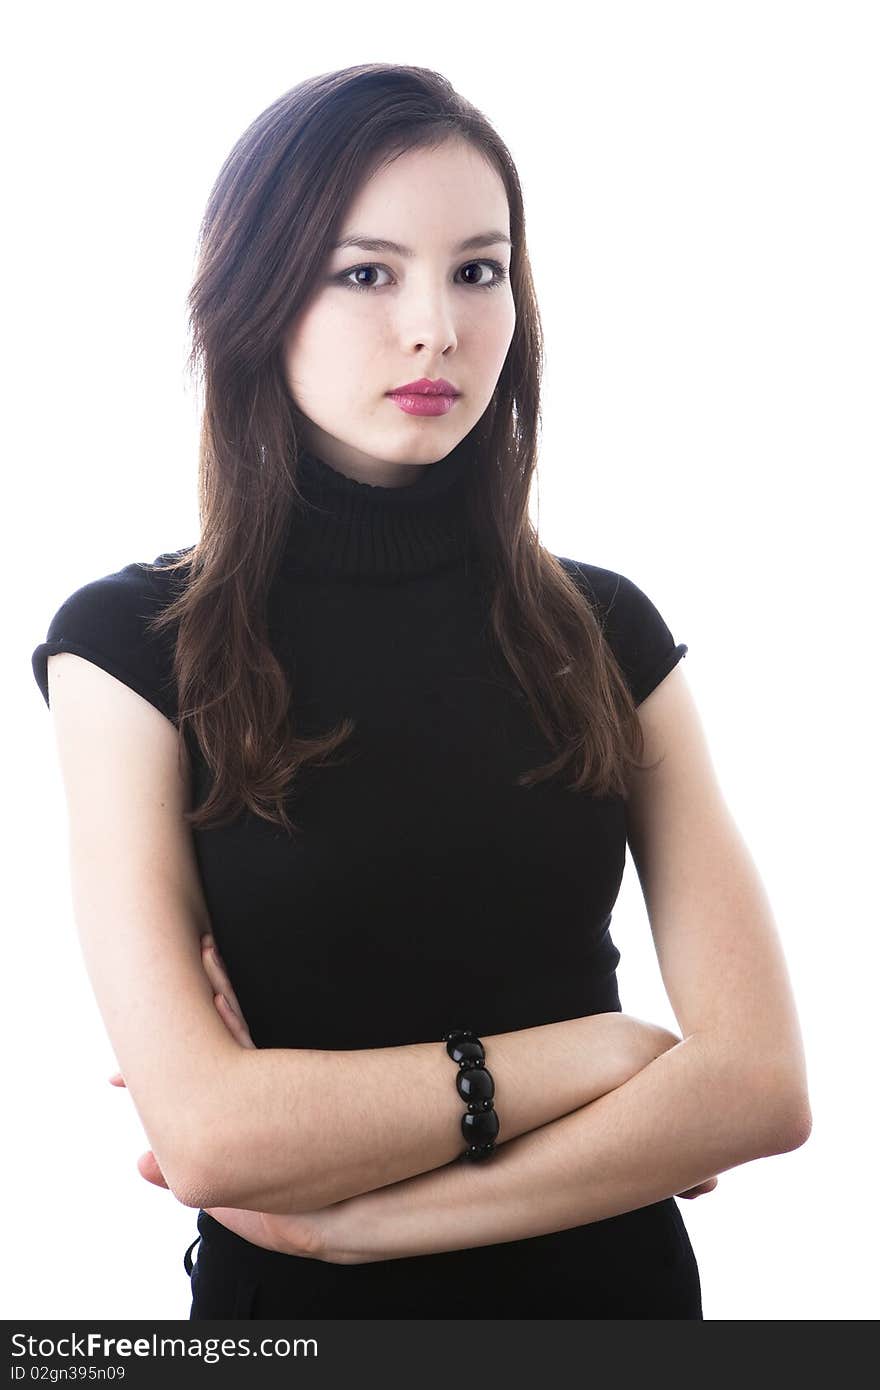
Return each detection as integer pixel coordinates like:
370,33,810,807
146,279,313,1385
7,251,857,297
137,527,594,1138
778,1093,813,1151
153,1102,237,1209
757,1076,813,1153
146,1132,212,1209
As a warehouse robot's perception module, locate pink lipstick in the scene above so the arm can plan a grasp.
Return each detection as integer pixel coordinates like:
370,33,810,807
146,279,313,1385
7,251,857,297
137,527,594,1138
386,376,461,417
387,393,458,416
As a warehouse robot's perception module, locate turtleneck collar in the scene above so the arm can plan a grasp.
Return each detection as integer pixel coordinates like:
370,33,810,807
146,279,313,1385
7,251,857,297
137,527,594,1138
278,442,480,580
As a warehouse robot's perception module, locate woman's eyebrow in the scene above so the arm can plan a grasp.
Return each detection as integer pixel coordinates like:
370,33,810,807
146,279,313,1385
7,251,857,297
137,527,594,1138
331,231,513,257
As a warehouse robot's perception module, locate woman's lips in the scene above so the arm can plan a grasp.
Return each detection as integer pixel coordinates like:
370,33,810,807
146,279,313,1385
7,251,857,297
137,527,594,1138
386,392,459,417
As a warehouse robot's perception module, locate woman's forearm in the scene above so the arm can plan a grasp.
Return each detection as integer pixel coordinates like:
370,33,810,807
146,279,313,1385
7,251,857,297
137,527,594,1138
321,1030,810,1263
188,1013,673,1213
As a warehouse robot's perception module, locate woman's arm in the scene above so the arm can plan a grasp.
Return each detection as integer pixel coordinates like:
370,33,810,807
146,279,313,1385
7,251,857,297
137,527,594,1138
314,1028,810,1264
191,1008,678,1214
47,655,671,1219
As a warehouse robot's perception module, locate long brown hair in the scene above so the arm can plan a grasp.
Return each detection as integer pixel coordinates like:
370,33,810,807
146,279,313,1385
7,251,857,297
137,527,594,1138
146,62,651,836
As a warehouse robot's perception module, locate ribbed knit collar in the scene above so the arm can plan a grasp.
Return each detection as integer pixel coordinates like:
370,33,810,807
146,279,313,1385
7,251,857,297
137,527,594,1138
278,441,479,580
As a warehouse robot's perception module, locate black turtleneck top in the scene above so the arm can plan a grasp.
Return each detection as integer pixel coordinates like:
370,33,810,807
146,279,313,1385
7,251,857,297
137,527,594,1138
31,445,699,1319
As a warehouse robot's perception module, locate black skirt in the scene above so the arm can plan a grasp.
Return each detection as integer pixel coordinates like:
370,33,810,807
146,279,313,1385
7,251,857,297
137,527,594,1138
184,1197,703,1319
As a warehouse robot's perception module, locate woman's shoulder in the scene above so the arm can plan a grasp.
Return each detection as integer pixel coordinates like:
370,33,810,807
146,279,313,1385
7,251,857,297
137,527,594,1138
555,554,634,607
30,545,195,722
37,545,195,639
554,553,689,708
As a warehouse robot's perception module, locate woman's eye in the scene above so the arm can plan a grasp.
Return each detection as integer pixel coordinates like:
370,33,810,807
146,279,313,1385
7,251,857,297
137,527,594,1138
336,259,508,294
343,265,392,291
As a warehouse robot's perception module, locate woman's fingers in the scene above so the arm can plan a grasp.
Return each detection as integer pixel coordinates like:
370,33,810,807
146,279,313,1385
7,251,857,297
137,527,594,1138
200,935,243,1017
137,1150,170,1189
200,934,256,1049
677,1177,719,1198
213,991,257,1049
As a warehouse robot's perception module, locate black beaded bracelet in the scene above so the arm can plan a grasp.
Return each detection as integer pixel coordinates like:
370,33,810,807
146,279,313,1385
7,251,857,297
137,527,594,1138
442,1027,500,1161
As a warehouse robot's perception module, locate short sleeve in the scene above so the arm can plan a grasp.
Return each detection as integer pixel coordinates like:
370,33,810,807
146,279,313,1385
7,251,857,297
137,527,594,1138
31,555,186,725
557,557,688,707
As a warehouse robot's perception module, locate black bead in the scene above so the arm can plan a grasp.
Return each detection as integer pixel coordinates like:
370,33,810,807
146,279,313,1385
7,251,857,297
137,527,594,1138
461,1106,500,1146
456,1064,495,1106
446,1036,485,1067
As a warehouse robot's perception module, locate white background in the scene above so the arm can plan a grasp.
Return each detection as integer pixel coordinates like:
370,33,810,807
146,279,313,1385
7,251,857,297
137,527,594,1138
6,0,877,1322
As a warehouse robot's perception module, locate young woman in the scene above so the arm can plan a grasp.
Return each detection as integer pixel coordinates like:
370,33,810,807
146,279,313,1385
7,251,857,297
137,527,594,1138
32,63,811,1320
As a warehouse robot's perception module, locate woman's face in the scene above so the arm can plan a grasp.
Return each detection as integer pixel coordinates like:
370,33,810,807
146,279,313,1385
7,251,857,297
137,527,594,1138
281,139,516,487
